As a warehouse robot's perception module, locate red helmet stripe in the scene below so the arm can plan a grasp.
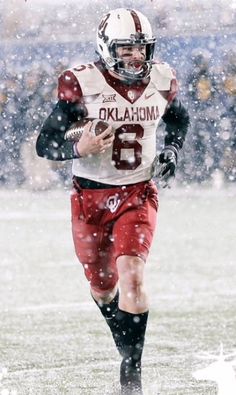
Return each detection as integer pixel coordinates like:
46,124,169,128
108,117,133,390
129,10,142,33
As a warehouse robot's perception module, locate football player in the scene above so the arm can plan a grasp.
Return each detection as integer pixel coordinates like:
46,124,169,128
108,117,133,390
36,8,190,395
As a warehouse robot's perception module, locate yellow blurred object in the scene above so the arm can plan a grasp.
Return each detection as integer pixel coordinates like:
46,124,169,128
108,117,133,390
196,78,212,101
224,76,236,95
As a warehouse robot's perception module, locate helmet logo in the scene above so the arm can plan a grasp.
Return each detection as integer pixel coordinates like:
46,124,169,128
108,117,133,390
98,13,110,43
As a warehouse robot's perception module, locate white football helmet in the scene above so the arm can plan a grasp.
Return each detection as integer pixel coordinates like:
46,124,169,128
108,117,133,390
96,8,156,81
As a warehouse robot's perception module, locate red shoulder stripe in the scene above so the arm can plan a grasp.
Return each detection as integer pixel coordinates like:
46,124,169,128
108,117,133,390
168,78,178,103
58,70,83,103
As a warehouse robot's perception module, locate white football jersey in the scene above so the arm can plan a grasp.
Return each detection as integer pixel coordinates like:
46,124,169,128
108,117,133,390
58,61,177,185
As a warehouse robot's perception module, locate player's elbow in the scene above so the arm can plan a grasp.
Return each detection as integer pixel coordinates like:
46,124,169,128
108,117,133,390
35,135,44,158
180,105,190,128
35,134,51,159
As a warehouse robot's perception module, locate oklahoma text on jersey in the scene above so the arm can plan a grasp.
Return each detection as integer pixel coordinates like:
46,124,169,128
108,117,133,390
99,106,159,122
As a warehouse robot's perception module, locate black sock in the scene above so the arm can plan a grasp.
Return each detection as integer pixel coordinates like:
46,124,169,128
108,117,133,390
93,294,148,394
116,309,149,394
94,291,119,319
93,291,123,354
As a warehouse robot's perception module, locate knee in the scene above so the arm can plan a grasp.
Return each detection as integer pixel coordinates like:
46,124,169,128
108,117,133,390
88,270,118,293
91,284,118,305
117,255,145,291
82,262,118,293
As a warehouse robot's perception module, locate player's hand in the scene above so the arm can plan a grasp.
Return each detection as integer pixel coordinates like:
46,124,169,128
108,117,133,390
75,121,114,157
152,145,178,188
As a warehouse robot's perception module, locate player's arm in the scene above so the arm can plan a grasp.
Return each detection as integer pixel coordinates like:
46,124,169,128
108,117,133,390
36,70,88,161
36,69,114,160
36,99,86,161
162,97,190,149
152,98,190,186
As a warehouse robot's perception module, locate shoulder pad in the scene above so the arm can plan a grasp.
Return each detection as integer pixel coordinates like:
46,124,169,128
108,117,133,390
150,62,176,90
71,63,107,96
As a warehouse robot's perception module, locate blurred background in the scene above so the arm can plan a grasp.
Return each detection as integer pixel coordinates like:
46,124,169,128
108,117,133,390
0,0,235,190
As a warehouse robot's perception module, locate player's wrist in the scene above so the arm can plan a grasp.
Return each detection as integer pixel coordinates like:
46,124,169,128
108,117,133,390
73,142,82,158
163,144,179,160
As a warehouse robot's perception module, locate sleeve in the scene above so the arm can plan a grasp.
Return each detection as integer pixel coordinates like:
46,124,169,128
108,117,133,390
36,70,88,161
167,71,178,103
161,98,190,149
152,62,178,103
36,100,87,160
58,70,83,102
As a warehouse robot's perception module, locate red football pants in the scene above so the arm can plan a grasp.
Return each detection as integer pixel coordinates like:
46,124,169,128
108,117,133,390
71,180,158,292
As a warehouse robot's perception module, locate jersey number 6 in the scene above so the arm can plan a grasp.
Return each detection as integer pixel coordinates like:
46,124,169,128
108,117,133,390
112,124,144,170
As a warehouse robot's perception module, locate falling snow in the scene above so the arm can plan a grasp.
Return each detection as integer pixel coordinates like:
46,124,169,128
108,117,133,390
0,1,236,394
0,0,235,189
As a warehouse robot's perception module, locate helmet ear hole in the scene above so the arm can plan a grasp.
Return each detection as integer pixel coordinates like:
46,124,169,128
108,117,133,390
109,43,118,59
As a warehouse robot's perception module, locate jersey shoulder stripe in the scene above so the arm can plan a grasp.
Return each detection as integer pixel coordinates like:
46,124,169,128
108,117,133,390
151,61,176,88
72,63,107,96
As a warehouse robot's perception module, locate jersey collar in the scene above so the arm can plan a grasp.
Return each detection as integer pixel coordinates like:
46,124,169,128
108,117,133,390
95,61,149,104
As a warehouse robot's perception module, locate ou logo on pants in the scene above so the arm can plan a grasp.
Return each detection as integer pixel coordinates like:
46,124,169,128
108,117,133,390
106,194,120,213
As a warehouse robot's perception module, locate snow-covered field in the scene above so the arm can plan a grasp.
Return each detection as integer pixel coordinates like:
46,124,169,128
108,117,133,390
0,185,236,394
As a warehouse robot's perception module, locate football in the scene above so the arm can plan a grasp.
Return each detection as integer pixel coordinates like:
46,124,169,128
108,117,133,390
64,118,111,142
